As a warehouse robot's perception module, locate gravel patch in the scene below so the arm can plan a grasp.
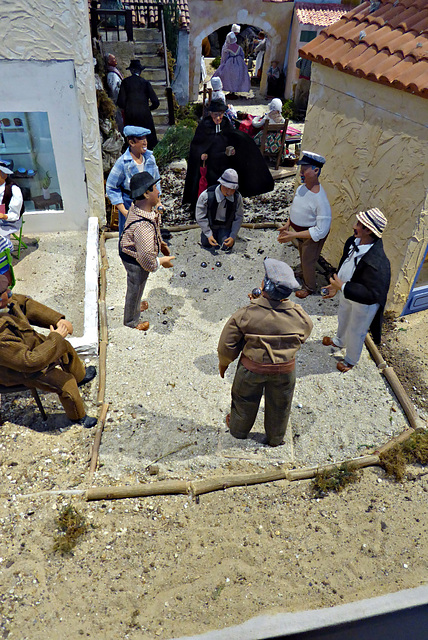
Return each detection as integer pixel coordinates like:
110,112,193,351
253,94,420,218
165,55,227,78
98,224,408,480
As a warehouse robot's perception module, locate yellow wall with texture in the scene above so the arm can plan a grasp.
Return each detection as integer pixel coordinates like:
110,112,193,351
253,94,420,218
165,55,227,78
302,64,428,314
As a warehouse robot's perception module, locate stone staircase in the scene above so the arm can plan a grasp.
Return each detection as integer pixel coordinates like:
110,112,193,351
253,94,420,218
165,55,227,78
133,28,169,139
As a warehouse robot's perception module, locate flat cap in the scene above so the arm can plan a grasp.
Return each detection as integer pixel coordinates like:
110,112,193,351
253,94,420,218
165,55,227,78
123,125,151,138
297,150,326,168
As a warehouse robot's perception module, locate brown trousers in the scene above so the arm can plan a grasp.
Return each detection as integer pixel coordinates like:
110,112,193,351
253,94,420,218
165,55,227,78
296,234,328,293
23,342,86,420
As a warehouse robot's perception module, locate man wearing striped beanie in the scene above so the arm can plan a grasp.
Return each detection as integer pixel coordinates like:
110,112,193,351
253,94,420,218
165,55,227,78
321,208,391,372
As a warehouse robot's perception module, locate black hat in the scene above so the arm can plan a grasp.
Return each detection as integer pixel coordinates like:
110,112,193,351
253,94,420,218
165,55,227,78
127,59,144,72
208,99,227,113
130,171,160,200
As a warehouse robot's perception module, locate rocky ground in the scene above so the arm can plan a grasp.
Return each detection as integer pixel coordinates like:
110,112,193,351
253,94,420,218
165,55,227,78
0,169,427,640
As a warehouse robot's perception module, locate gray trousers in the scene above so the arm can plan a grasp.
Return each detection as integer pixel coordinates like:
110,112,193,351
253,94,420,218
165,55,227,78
229,362,296,446
122,259,149,328
334,293,380,366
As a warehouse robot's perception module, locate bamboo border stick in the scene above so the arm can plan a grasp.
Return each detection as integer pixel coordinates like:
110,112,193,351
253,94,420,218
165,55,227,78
89,401,109,480
381,366,422,430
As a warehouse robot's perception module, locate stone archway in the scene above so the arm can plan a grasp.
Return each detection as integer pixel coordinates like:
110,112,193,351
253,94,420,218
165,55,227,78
187,3,293,101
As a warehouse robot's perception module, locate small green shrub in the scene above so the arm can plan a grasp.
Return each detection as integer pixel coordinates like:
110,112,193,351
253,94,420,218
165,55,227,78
211,56,221,70
153,125,195,168
380,428,428,481
311,463,361,498
282,99,297,121
53,504,87,555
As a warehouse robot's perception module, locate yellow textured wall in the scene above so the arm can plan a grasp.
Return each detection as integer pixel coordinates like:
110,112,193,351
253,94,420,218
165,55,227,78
303,65,428,314
188,1,293,100
0,0,104,222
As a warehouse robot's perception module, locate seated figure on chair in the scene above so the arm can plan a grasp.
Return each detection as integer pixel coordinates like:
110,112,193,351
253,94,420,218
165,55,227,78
0,162,24,246
0,275,97,428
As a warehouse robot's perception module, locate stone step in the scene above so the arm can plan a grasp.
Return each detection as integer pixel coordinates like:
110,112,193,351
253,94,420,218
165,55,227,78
134,53,164,69
152,110,169,126
133,28,162,43
142,67,166,82
134,41,161,55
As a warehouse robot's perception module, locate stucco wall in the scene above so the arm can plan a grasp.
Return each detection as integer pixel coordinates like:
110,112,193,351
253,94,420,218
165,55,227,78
187,1,293,101
0,0,104,227
302,65,428,313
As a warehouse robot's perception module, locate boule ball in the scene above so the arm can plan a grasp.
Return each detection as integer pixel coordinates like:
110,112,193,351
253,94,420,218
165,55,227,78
179,271,186,277
201,262,207,268
215,261,222,267
203,287,209,293
227,275,234,281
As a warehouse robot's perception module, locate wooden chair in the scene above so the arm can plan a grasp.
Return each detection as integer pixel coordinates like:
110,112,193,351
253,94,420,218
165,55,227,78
202,85,212,117
259,119,289,171
110,205,119,231
0,247,15,289
0,385,47,421
12,219,28,259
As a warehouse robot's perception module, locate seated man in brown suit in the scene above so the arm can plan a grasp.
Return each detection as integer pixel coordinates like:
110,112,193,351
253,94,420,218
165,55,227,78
0,275,97,427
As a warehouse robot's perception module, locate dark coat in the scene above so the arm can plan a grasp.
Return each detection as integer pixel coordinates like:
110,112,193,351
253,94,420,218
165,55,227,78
338,236,391,344
182,116,274,211
117,75,160,149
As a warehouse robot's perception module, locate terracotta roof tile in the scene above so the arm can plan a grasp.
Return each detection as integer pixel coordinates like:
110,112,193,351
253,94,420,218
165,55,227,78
295,2,351,27
300,0,428,99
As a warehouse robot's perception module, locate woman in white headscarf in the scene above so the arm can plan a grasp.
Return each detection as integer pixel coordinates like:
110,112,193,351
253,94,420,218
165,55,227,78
252,99,290,161
213,32,250,94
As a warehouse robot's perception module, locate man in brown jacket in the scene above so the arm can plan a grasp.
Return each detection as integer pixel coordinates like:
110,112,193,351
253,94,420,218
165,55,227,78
218,258,313,446
0,275,97,427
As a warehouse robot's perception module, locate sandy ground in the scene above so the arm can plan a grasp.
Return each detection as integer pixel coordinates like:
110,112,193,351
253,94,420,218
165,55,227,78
1,205,427,639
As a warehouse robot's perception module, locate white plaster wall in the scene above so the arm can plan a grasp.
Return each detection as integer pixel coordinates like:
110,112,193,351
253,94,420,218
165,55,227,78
187,1,293,101
302,64,428,313
0,0,105,228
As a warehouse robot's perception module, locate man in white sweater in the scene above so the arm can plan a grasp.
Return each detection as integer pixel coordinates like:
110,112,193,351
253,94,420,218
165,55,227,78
277,151,331,298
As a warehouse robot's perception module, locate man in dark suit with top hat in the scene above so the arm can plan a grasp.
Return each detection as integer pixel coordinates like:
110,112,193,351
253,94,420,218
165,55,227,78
117,59,160,149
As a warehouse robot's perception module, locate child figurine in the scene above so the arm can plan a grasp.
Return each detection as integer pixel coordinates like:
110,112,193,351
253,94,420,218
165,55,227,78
267,60,284,98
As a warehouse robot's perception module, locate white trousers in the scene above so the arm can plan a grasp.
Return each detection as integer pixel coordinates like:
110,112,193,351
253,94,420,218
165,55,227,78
334,293,380,366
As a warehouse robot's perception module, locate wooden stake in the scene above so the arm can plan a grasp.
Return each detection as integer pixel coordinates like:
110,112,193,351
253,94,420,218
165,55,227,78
373,427,415,455
381,366,423,430
97,341,107,406
364,334,386,368
86,479,190,501
88,402,109,479
190,469,288,496
286,455,380,482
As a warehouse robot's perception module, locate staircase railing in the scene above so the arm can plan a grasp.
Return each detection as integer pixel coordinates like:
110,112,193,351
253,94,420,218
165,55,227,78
159,4,175,125
90,1,133,42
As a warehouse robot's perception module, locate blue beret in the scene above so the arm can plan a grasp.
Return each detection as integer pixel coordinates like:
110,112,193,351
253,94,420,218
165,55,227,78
123,125,151,138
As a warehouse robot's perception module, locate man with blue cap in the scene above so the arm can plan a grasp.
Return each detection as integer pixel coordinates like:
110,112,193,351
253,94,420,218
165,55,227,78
218,258,313,446
106,125,161,236
278,150,331,298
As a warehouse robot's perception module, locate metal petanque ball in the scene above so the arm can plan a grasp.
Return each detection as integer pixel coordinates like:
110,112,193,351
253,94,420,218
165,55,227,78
201,262,207,268
215,261,222,267
203,288,209,293
227,275,234,281
179,271,186,277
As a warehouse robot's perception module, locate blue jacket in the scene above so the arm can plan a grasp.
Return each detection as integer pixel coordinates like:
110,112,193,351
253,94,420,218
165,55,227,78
106,148,161,206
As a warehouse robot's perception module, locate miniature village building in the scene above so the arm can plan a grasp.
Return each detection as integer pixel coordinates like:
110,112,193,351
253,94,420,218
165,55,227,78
298,0,428,315
0,0,104,233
